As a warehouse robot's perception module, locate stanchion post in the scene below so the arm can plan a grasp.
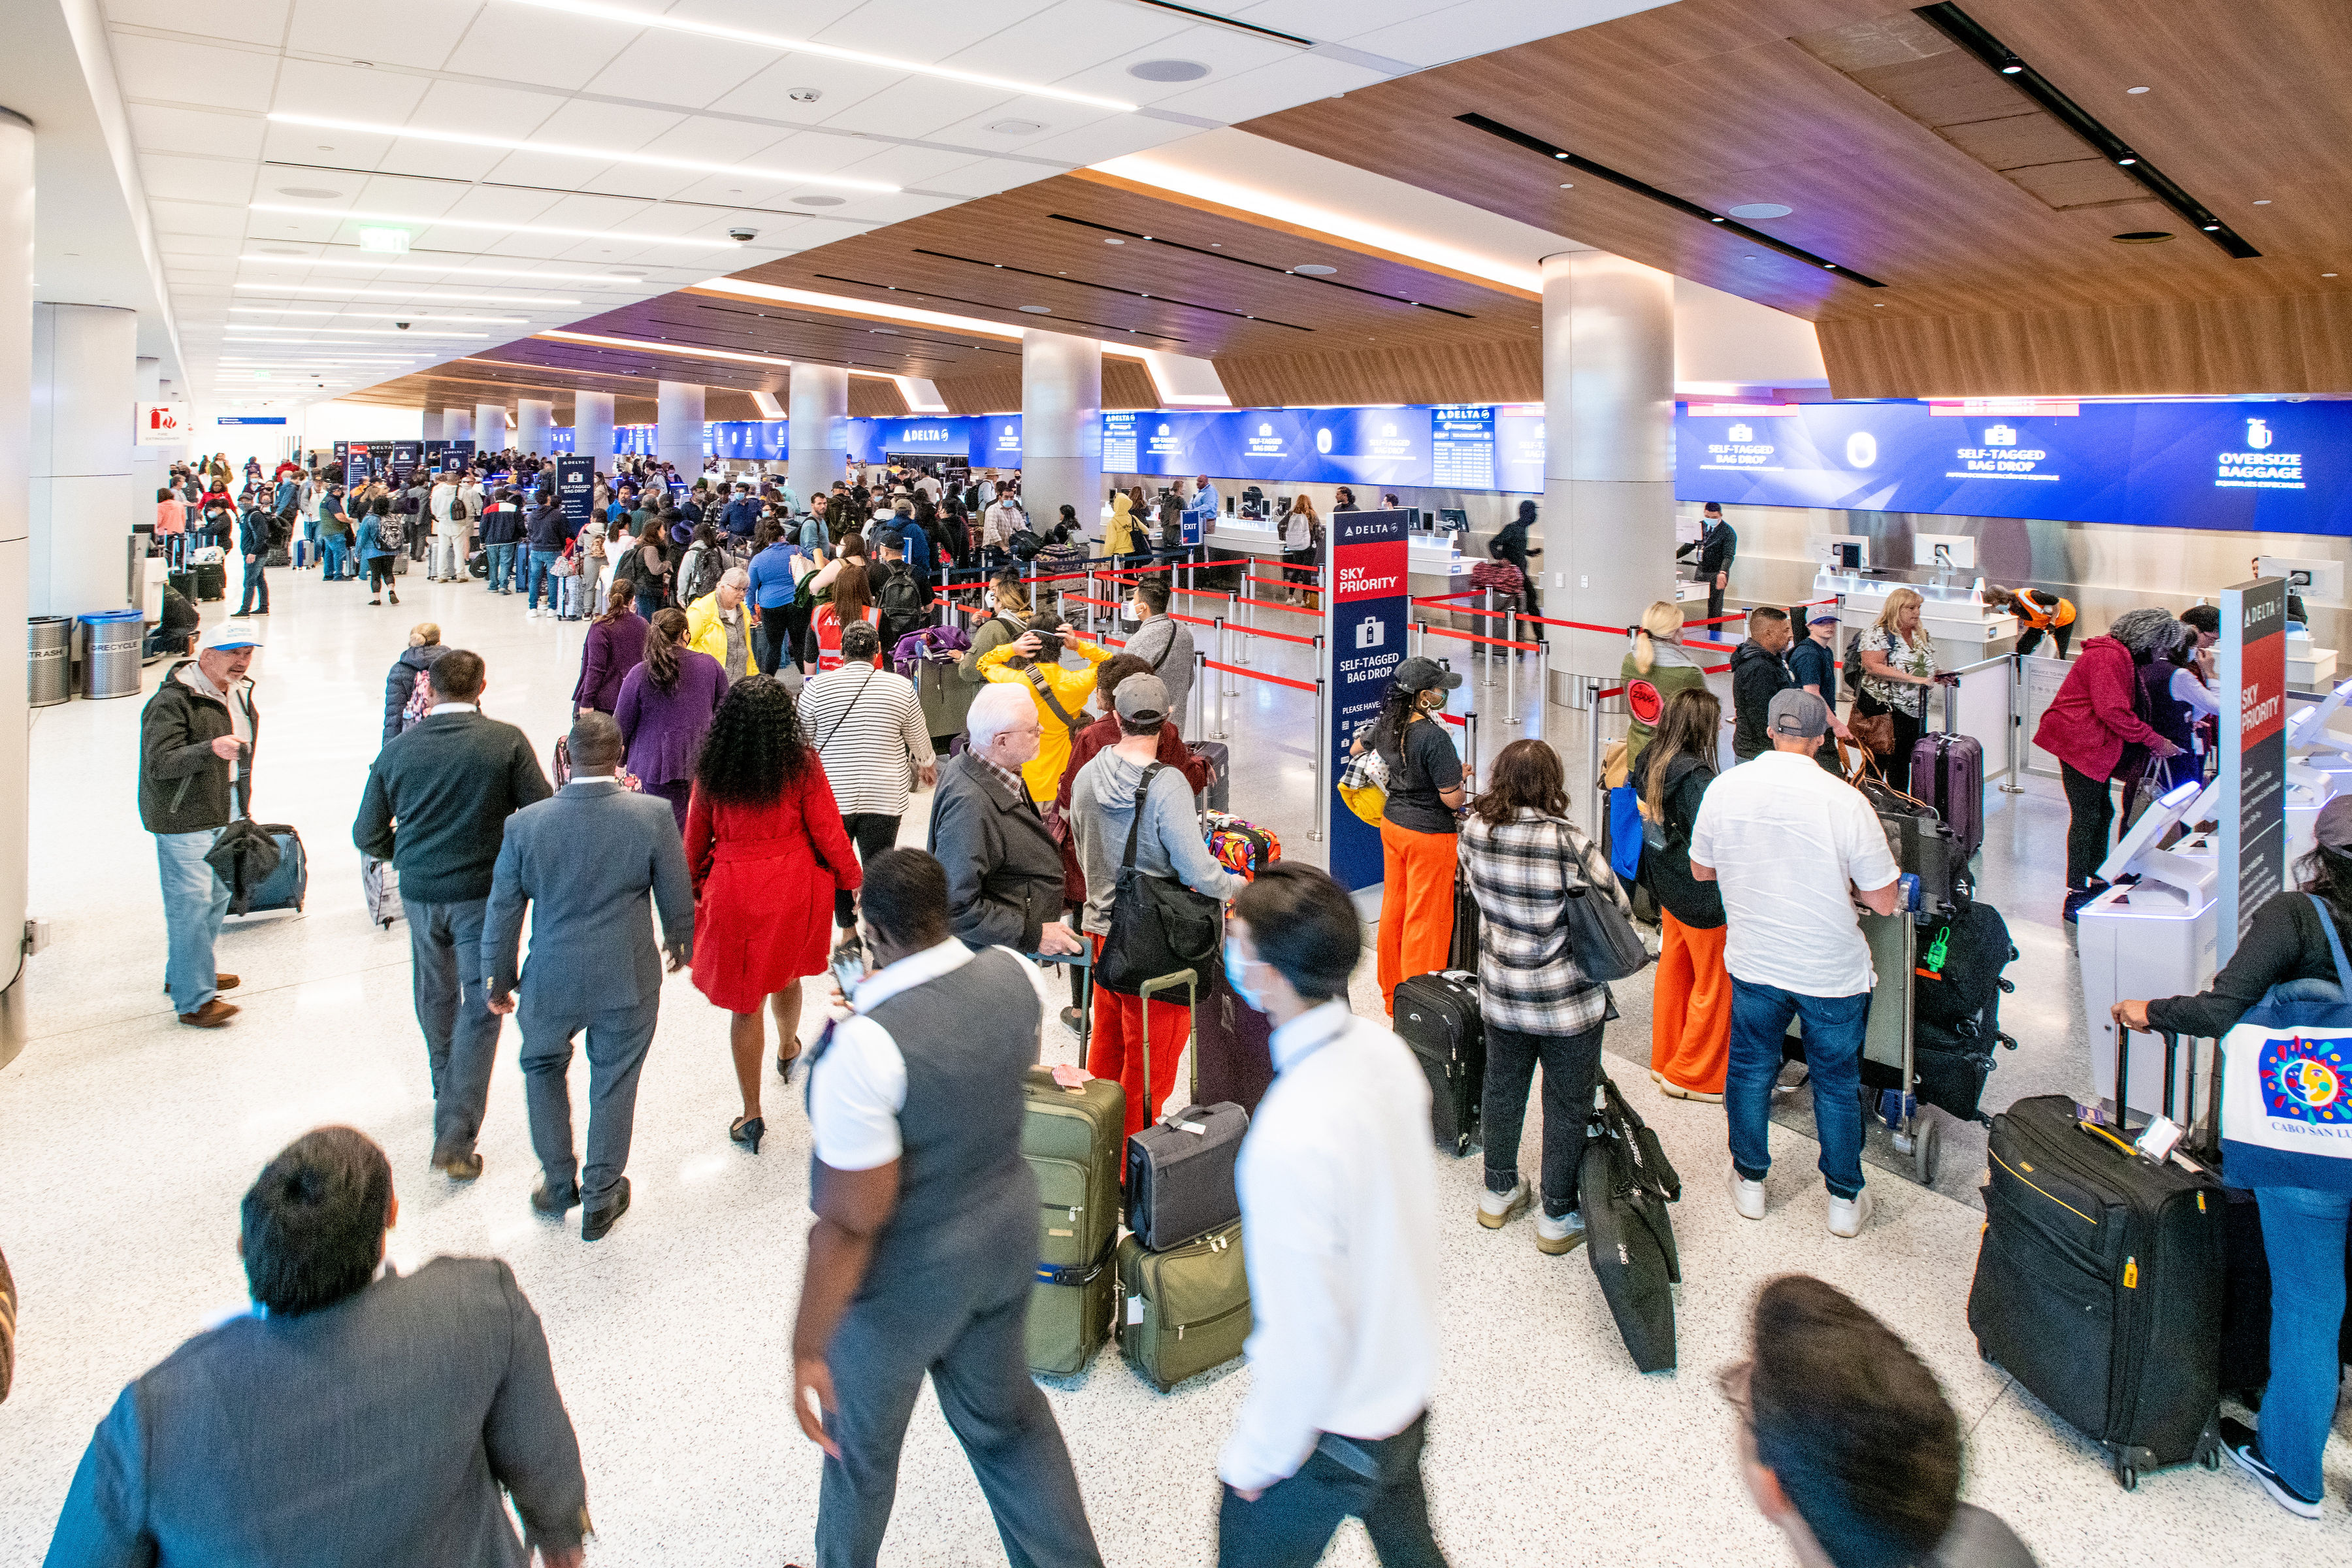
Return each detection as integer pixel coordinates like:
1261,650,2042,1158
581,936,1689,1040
1505,610,1520,725
1230,591,1247,664
1584,677,1604,834
2000,649,2027,794
1464,709,1480,787
1482,585,1495,679
1311,671,1327,843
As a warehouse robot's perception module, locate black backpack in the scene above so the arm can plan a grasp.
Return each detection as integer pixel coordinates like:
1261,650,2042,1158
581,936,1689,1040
877,563,930,647
1842,630,1868,689
1009,528,1044,561
377,512,406,551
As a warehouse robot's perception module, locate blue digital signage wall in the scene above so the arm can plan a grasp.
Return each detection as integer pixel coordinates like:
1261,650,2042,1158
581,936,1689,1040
1679,399,2350,536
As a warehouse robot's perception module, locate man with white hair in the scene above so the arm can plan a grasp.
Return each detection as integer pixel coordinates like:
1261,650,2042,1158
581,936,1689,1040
685,566,761,683
926,684,1084,956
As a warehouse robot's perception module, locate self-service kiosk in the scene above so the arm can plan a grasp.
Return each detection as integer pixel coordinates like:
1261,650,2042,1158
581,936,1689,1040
2079,779,2221,1120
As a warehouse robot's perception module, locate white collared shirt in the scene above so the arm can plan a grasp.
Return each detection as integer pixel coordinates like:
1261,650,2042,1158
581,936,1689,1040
427,700,480,717
807,938,976,1171
1218,999,1441,1492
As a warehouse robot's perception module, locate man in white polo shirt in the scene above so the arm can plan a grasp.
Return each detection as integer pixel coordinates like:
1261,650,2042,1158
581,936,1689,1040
1690,689,1902,1239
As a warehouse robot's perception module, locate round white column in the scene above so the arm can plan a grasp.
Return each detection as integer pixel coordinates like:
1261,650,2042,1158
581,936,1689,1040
131,354,165,531
31,302,137,618
787,366,847,497
0,108,33,1066
655,380,704,478
515,397,553,457
572,390,613,468
1539,250,1678,691
472,399,508,454
1021,329,1102,540
441,408,472,444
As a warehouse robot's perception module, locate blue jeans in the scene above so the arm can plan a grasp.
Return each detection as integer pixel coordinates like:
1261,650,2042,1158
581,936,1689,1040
2254,1184,2350,1500
156,829,230,1014
487,542,515,591
525,547,557,609
323,538,349,580
1727,977,1870,1199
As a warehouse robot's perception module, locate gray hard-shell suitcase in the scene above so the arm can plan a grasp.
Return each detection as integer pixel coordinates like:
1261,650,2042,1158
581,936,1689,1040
362,854,403,928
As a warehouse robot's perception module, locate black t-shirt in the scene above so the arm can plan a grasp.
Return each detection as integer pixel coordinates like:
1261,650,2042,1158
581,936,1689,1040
1788,636,1837,704
1377,715,1463,836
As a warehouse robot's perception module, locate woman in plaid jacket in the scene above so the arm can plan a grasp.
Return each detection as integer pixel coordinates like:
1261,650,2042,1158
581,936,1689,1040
1457,738,1633,1258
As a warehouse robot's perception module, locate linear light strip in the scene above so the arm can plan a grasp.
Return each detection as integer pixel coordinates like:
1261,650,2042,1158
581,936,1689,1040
249,203,744,249
233,283,584,304
231,307,531,323
538,329,791,367
225,327,487,338
267,113,901,193
498,0,1137,112
239,252,648,284
687,277,1158,360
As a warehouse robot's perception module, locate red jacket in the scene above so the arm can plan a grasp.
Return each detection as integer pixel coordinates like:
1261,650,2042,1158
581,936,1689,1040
2033,634,2163,781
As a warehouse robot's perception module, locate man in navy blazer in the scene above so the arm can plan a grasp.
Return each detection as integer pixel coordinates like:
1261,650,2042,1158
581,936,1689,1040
485,711,694,1241
44,1126,589,1568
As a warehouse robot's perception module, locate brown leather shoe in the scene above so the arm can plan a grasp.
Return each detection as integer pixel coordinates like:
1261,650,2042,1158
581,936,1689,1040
178,999,239,1028
162,974,239,993
434,1151,484,1181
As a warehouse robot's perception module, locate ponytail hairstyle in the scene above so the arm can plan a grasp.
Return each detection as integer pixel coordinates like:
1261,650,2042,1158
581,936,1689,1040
596,578,634,626
1630,600,1683,675
407,621,442,649
1642,686,1722,824
643,607,689,693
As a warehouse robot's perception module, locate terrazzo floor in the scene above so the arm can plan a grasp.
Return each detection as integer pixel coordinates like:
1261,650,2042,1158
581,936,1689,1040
0,564,2345,1566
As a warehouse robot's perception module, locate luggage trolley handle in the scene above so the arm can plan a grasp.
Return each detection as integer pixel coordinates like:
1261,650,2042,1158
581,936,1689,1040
1138,968,1201,1118
2112,1024,2189,1135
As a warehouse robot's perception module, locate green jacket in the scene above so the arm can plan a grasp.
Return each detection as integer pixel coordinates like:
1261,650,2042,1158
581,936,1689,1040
1620,642,1707,768
139,662,259,834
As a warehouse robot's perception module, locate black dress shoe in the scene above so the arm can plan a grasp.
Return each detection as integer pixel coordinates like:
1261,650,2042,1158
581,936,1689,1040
581,1177,630,1241
531,1175,580,1217
435,1150,484,1181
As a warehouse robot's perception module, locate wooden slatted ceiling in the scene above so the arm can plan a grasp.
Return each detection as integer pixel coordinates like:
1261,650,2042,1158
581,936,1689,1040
1240,0,2352,393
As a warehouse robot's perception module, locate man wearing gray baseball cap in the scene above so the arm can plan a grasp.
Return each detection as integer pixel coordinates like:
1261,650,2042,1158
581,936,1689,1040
1689,689,1904,1239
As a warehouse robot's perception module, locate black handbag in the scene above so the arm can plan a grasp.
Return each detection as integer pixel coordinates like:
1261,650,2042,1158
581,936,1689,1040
1097,763,1224,994
1556,823,1651,983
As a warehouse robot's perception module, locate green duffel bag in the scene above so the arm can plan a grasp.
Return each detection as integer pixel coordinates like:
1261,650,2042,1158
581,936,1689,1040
1023,1067,1125,1377
1117,1218,1250,1392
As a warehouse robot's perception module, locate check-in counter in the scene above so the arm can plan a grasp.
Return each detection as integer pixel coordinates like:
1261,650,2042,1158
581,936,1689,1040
1818,568,2018,673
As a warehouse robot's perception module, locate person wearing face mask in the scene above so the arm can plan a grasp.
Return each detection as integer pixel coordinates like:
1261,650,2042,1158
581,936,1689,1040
1367,659,1469,1017
926,685,1087,960
1215,864,1447,1566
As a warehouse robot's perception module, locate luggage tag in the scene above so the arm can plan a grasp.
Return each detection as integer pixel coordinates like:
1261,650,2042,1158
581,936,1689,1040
2134,1115,2185,1163
1051,1063,1093,1092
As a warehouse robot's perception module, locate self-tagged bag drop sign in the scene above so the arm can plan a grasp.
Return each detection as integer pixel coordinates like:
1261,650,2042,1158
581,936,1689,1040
1356,617,1385,650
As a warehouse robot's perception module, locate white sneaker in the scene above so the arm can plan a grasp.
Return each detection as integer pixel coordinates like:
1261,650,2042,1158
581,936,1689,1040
1827,1187,1874,1239
1727,1166,1767,1220
1535,1209,1586,1255
1476,1177,1530,1229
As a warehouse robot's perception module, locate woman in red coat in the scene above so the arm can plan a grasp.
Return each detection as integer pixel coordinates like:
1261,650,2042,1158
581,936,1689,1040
2031,606,2185,923
684,678,860,1152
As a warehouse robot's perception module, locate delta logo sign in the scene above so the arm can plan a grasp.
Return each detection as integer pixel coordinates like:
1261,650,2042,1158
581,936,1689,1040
2259,1035,2351,1124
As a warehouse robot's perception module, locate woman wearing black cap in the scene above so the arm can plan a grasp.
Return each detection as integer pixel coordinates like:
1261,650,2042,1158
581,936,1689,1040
1367,656,1469,1015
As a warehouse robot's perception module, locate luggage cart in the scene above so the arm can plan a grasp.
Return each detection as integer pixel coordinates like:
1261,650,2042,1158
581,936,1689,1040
1782,910,1940,1187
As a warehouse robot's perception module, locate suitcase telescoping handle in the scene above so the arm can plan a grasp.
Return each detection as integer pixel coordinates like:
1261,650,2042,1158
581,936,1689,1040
2112,1024,2186,1134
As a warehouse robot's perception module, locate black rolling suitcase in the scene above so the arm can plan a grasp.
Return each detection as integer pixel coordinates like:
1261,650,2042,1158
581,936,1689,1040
1859,775,1969,917
1448,864,1480,972
1582,1077,1682,1372
1394,970,1482,1156
193,561,227,602
1965,1027,2225,1489
1189,741,1230,811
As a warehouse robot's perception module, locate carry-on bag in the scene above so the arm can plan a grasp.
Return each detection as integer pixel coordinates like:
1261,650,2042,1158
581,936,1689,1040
1192,966,1275,1116
1125,1102,1248,1252
1910,696,1985,858
1859,775,1969,917
1022,1066,1126,1377
1394,970,1483,1156
1203,811,1281,882
1097,763,1223,994
1582,1076,1682,1372
1190,741,1230,811
1448,864,1480,973
193,561,227,602
240,825,308,915
1117,1219,1250,1392
1965,1026,2224,1488
361,854,403,928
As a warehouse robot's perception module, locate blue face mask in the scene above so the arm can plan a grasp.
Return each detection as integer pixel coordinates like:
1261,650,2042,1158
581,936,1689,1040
1223,939,1267,1015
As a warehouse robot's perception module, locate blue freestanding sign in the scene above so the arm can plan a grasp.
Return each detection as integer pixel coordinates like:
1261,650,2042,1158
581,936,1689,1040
556,455,595,534
1324,508,1412,894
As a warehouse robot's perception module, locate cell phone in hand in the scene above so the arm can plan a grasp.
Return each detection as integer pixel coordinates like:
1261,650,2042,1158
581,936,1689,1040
830,934,868,1001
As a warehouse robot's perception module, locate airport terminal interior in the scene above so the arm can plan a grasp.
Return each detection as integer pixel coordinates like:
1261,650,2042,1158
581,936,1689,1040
3,0,2351,1563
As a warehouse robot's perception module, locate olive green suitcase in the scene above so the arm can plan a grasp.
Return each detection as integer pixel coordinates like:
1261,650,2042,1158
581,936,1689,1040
1023,1067,1126,1376
1117,1219,1251,1392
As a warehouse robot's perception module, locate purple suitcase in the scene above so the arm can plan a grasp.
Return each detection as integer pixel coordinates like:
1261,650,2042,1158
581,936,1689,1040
1910,698,1984,858
1192,965,1275,1117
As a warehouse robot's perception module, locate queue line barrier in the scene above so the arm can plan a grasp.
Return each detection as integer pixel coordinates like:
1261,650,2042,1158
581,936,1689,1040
1192,647,1328,842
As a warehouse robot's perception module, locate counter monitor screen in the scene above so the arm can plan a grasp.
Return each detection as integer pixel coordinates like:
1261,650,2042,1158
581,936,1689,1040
1437,508,1469,533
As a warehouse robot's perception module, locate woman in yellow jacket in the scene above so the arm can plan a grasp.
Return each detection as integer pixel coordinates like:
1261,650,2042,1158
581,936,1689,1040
1106,485,1145,559
975,610,1110,804
683,567,763,683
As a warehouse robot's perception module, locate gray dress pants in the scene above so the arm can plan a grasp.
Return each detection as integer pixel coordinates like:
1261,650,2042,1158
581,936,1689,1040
517,988,659,1205
817,1259,1103,1568
409,898,500,1162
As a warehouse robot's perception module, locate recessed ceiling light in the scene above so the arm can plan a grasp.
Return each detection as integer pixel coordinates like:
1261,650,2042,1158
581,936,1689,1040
1018,305,1051,314
1293,263,1336,276
1559,182,1573,189
2117,155,2138,166
2254,199,2272,205
2110,230,2173,244
988,120,1044,135
2327,273,2340,278
1710,216,1725,222
1103,237,1124,245
1553,152,1568,161
787,88,822,104
792,195,845,207
267,113,902,192
1729,203,1793,220
2127,86,2150,94
2202,223,2221,231
1997,55,2023,74
276,186,344,199
1128,59,1209,82
1873,302,1886,307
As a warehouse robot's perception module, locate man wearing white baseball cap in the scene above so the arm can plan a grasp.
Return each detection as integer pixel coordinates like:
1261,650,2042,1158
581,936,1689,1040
138,621,264,1027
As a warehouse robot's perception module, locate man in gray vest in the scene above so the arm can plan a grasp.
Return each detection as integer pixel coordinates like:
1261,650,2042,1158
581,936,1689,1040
483,711,693,1241
789,848,1103,1568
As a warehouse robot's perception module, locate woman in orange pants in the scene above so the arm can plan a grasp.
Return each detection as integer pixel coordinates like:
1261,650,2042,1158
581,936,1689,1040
1635,687,1731,1098
1369,659,1470,1013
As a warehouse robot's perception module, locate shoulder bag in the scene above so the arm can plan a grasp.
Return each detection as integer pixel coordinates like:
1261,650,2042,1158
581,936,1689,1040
1556,821,1651,983
1097,762,1224,994
1021,665,1083,736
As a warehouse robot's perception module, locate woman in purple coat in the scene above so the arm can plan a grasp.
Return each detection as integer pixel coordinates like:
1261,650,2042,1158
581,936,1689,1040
615,607,727,830
574,580,649,715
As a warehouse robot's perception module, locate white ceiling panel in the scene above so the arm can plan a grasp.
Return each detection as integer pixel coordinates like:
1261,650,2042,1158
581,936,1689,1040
815,77,1019,140
1047,24,1298,103
908,155,1060,200
108,35,277,110
447,4,636,90
822,143,1011,191
941,0,1187,82
525,95,687,152
407,80,569,140
1230,0,1435,38
104,0,292,47
282,0,485,73
374,143,515,184
1011,114,1198,169
148,199,251,239
129,105,269,161
139,153,259,205
662,0,864,33
578,32,772,106
813,0,1056,61
269,58,435,120
1144,51,1386,123
157,233,244,258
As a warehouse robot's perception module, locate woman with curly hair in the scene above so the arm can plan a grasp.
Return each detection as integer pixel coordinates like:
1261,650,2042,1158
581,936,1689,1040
684,678,860,1152
615,608,727,831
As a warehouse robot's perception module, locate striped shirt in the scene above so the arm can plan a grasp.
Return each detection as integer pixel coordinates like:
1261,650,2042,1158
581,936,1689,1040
798,663,932,818
1457,809,1630,1036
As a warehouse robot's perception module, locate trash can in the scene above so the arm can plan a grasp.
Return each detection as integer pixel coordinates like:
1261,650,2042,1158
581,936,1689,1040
28,615,73,707
79,610,145,700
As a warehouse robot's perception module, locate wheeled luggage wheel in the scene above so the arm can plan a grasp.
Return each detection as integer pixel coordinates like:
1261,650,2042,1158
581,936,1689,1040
1910,1117,1940,1185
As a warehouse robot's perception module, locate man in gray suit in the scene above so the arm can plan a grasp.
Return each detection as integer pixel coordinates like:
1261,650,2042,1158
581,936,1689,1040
485,711,693,1241
44,1126,589,1567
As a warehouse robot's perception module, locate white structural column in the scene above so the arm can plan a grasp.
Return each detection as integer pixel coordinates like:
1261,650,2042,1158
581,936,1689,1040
1539,250,1678,693
655,380,704,476
573,390,613,466
30,302,137,619
1021,329,1102,539
441,408,472,443
515,397,553,457
131,355,165,531
0,109,32,1066
787,366,847,496
472,399,508,453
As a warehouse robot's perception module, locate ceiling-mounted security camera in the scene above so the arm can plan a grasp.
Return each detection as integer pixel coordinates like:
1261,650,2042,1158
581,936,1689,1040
395,319,412,329
728,227,759,242
787,88,821,103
